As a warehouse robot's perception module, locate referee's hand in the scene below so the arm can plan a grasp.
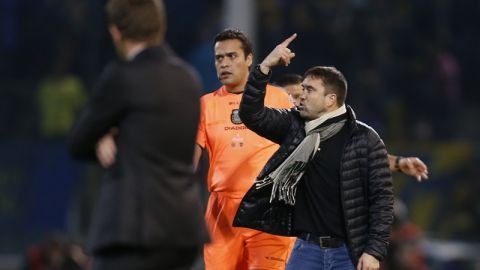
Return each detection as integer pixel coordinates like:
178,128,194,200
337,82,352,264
399,157,429,181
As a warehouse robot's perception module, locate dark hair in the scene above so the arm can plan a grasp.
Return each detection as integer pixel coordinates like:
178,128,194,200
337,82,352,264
304,66,347,106
214,29,254,58
105,0,166,44
274,73,303,87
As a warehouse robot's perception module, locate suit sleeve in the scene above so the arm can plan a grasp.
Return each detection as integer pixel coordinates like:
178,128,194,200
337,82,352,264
68,63,128,161
364,130,394,261
239,65,292,144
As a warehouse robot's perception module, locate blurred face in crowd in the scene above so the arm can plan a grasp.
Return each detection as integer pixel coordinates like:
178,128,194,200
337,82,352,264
214,39,253,93
298,76,338,120
283,83,303,107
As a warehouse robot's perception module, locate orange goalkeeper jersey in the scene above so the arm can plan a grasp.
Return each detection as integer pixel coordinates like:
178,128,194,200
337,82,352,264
196,85,292,197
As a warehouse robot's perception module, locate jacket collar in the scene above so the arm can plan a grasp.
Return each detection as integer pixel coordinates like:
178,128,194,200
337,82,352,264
130,44,171,62
345,105,358,134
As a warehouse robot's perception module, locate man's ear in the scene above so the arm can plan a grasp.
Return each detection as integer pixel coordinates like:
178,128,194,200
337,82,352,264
108,25,122,43
328,93,338,107
246,53,253,68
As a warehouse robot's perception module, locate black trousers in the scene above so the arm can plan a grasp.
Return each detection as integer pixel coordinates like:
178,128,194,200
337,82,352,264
91,245,200,270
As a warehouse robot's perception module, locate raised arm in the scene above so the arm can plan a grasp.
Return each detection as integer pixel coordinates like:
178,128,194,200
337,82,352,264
239,34,298,144
258,33,297,74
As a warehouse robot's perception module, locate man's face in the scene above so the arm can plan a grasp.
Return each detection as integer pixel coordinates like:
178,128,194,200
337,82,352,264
284,83,303,107
214,39,252,92
298,76,336,120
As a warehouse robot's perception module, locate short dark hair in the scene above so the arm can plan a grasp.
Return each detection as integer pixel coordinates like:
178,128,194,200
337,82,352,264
214,29,254,59
304,66,347,106
105,0,166,44
274,73,303,87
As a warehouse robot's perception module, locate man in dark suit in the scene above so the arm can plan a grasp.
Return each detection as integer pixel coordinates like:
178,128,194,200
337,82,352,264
68,0,208,269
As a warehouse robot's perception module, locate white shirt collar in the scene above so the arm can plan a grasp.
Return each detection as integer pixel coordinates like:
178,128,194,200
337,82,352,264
126,44,147,61
305,104,347,133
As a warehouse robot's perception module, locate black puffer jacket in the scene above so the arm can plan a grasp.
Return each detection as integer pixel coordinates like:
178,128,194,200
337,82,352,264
233,66,394,264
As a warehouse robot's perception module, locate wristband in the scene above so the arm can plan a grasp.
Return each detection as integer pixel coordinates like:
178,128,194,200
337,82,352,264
256,64,271,76
395,156,403,170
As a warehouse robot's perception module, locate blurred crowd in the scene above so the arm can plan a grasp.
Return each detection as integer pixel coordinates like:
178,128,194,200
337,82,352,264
2,0,478,141
258,0,479,142
22,233,88,270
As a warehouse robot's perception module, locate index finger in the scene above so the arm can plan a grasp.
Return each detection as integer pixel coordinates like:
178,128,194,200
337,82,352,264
280,33,297,47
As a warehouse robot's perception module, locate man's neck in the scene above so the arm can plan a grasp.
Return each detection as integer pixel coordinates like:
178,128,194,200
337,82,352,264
123,41,148,61
224,75,248,94
317,107,339,118
224,82,247,94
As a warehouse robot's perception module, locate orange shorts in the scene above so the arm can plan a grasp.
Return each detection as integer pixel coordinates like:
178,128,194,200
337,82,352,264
204,192,295,270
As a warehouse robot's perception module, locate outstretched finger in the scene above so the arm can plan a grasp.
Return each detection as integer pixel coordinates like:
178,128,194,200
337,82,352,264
280,33,297,47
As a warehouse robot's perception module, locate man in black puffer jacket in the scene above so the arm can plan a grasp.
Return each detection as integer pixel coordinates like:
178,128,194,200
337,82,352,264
234,34,394,270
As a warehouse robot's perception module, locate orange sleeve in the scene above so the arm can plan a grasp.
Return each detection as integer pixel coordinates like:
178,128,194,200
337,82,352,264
196,96,207,148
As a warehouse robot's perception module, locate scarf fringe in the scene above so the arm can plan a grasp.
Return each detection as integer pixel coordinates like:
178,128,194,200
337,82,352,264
255,161,307,205
274,161,306,205
255,118,347,206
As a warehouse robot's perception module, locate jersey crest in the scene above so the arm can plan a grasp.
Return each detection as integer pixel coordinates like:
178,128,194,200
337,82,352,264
230,109,242,125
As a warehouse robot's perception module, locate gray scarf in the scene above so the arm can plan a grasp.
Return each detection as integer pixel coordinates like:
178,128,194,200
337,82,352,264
256,105,347,205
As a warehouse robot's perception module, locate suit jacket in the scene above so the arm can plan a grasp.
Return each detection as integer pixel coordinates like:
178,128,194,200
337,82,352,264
68,45,209,254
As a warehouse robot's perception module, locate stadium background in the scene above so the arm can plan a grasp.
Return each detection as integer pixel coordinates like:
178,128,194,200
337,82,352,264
0,0,479,269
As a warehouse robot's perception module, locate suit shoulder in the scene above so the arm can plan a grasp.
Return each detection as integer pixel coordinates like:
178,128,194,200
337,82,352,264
93,60,130,92
101,60,127,78
166,55,201,84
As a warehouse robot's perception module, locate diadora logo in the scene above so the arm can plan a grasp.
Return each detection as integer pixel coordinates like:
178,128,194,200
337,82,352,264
230,109,242,125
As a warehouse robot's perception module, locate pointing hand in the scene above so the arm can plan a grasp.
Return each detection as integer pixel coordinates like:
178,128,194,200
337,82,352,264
259,33,297,74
